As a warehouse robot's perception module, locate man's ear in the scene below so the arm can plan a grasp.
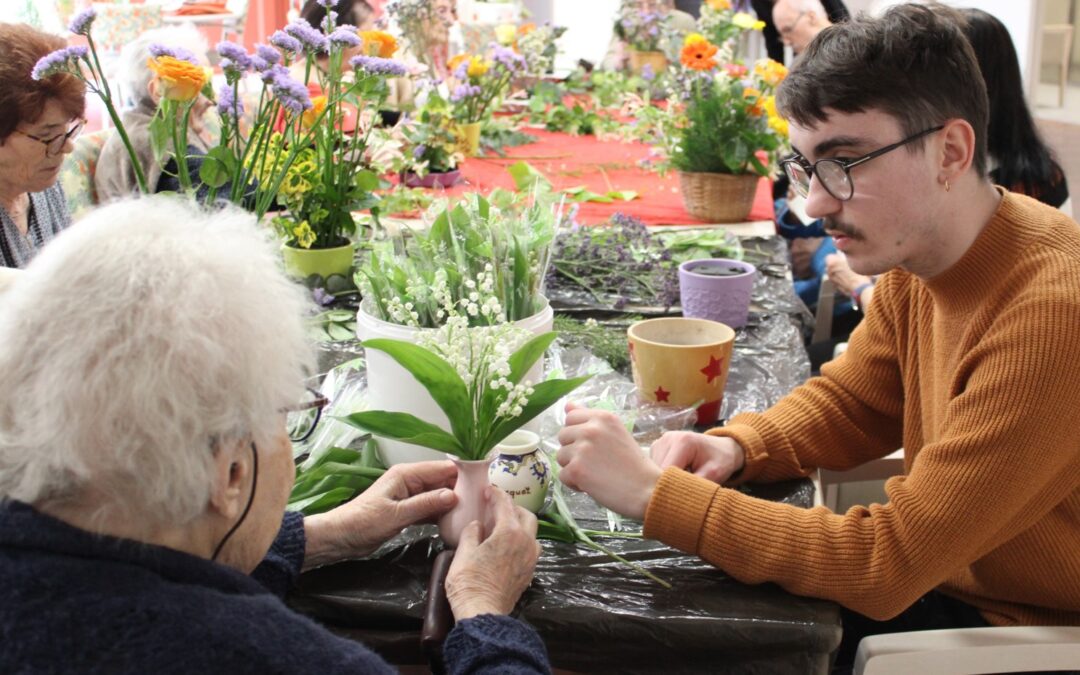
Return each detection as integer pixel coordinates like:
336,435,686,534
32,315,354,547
208,438,252,521
147,77,162,104
938,118,976,183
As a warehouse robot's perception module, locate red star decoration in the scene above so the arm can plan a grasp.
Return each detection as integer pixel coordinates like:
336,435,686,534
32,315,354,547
654,386,670,402
700,355,725,384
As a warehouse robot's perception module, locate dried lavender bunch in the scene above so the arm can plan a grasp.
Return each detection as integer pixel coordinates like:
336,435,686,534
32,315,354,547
546,213,679,310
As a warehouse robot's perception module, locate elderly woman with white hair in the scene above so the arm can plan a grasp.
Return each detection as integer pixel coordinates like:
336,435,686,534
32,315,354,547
0,198,549,673
94,25,215,202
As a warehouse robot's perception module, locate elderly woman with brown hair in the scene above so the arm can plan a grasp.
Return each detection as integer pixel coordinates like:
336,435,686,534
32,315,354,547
0,22,85,269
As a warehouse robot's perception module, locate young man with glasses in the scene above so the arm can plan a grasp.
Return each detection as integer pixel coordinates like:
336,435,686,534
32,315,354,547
556,4,1080,668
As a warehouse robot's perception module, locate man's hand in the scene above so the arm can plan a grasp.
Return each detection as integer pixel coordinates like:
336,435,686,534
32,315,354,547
650,431,746,484
556,403,663,520
825,252,873,298
445,487,540,620
303,461,457,570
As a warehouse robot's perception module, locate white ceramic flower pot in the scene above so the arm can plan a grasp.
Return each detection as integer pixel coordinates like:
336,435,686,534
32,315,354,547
356,298,554,466
488,430,550,513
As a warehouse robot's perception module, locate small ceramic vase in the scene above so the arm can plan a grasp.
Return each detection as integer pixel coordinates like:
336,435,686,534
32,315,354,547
488,430,551,513
438,455,494,547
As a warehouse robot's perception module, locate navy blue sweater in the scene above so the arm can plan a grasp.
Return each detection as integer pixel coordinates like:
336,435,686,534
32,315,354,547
0,500,550,674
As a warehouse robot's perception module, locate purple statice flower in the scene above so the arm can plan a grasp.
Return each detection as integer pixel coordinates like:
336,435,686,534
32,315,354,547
216,41,251,71
349,55,407,76
149,44,199,65
312,287,335,307
640,63,655,81
259,63,290,85
450,83,481,103
328,26,361,47
217,84,243,119
31,46,88,80
68,7,96,35
321,10,339,32
490,44,525,72
254,43,281,66
270,70,313,115
284,19,329,53
412,144,427,159
453,60,469,80
269,30,303,56
316,0,336,7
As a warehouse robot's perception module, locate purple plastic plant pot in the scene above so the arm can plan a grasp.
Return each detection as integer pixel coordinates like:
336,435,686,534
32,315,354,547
678,258,757,328
401,169,462,189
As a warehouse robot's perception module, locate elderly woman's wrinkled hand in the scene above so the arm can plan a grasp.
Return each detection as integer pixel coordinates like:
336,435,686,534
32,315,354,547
445,487,540,621
302,461,457,569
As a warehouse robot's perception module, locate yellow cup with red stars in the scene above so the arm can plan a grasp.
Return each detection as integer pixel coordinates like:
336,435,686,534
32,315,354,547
627,317,735,426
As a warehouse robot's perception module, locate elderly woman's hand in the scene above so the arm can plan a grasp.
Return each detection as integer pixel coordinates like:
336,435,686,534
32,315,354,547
302,461,458,570
445,487,540,620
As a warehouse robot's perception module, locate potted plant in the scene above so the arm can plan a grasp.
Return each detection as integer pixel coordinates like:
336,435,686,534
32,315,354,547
671,33,788,222
615,2,671,76
447,46,525,155
399,90,465,188
344,320,589,545
354,190,559,465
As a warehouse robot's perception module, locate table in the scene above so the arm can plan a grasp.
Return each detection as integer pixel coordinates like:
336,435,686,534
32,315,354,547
403,128,776,227
296,236,840,673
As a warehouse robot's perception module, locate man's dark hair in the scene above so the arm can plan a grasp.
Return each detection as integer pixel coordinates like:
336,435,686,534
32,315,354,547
776,4,988,177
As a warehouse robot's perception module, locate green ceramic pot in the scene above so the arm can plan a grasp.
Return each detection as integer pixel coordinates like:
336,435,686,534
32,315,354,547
281,241,355,279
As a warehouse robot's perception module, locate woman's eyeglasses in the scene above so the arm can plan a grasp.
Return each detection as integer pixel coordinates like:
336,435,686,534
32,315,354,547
781,125,944,202
282,387,330,443
15,118,86,157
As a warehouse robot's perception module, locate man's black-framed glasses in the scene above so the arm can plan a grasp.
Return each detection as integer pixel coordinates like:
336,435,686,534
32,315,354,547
283,387,329,443
15,118,86,157
781,125,944,202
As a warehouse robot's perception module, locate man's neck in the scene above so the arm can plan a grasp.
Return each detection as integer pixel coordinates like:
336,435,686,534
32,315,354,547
911,179,1002,279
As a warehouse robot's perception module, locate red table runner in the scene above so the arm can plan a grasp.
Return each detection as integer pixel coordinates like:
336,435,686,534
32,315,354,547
408,128,774,226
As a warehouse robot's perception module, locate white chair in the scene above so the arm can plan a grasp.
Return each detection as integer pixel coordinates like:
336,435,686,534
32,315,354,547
855,625,1080,674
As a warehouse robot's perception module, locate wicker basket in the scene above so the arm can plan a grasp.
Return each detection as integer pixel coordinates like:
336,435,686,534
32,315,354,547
628,50,668,76
678,171,760,223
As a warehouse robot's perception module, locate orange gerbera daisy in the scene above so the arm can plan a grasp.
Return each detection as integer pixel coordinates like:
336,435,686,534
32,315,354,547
680,40,719,71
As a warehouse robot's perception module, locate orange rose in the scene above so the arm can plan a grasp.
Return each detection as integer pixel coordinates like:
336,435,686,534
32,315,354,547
706,0,732,9
680,40,719,71
302,95,327,128
360,30,398,58
147,56,208,102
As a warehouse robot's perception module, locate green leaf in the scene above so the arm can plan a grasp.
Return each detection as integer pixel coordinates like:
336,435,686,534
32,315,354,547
360,338,472,443
199,146,233,188
506,331,557,385
508,161,552,192
354,169,381,192
607,190,639,202
342,411,465,456
147,112,173,165
486,375,591,449
288,486,361,515
327,323,354,341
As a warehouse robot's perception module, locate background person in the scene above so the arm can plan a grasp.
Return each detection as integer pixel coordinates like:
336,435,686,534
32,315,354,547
0,197,548,673
95,25,215,202
557,4,1080,671
0,22,85,268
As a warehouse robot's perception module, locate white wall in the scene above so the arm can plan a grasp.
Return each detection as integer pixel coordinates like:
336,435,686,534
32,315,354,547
539,0,621,74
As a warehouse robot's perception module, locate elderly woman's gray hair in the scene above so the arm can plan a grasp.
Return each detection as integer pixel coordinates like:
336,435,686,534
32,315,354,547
0,198,314,524
119,23,209,108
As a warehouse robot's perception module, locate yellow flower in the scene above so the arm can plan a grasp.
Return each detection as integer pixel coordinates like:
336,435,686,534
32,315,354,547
293,220,316,249
762,95,777,118
706,0,731,9
466,56,490,78
732,12,765,31
360,30,398,58
683,32,708,47
754,59,788,87
147,56,208,102
768,115,789,137
495,23,518,46
301,95,327,128
743,86,765,116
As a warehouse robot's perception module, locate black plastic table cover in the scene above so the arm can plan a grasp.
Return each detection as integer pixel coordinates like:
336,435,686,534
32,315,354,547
294,234,841,673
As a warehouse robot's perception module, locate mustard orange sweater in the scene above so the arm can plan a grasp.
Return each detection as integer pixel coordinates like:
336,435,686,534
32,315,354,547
644,191,1080,625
